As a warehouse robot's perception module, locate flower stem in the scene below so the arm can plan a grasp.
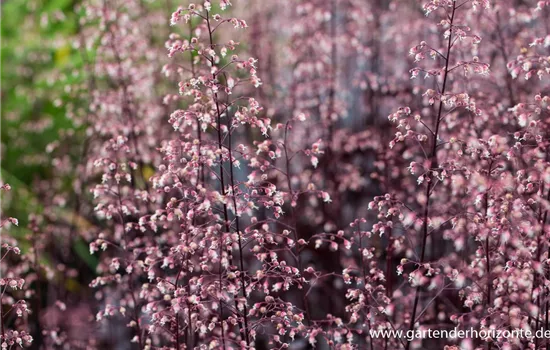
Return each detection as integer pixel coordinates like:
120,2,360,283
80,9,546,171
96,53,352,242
406,3,455,349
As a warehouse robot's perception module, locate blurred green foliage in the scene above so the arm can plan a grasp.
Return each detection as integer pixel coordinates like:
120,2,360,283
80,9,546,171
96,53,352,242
1,0,86,220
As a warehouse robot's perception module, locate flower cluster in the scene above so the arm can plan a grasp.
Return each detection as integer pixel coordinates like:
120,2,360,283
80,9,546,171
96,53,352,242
1,185,33,349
